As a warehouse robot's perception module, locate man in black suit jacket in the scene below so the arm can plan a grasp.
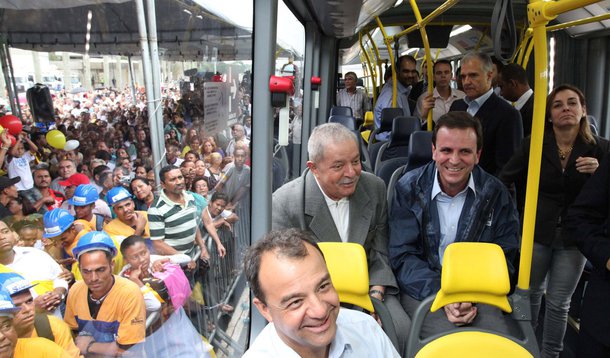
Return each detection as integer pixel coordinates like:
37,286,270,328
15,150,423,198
450,52,523,175
564,155,610,357
498,63,534,137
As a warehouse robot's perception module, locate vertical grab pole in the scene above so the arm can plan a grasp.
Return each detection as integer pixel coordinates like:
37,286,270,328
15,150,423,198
374,17,396,107
365,29,383,105
359,32,377,105
409,0,434,131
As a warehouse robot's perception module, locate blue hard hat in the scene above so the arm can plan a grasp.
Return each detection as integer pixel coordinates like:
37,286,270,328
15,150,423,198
0,272,37,296
42,209,75,239
69,184,99,206
0,286,20,317
72,231,117,259
105,186,132,206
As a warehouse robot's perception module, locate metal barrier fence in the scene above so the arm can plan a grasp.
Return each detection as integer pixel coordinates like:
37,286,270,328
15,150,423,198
141,202,252,357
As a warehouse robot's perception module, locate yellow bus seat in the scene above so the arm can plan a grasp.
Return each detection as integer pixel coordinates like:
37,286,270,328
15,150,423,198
318,242,400,352
431,242,512,313
415,331,533,358
407,242,539,358
318,242,373,312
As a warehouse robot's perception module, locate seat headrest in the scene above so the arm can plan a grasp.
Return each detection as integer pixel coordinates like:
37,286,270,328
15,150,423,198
380,108,404,131
388,116,420,147
330,106,353,117
328,115,356,130
406,131,433,170
431,242,512,313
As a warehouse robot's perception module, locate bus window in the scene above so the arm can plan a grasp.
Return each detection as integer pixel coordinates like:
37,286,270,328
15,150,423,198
274,1,305,184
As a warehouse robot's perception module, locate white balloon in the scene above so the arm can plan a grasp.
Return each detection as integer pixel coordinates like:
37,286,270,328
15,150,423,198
63,139,80,151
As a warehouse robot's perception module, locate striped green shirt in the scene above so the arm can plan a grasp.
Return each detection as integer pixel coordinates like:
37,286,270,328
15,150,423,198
148,190,200,258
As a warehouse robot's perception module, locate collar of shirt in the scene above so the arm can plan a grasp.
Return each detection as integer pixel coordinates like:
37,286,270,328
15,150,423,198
159,190,194,208
514,88,533,110
431,168,477,200
329,322,352,357
432,87,463,100
314,176,350,242
463,88,493,115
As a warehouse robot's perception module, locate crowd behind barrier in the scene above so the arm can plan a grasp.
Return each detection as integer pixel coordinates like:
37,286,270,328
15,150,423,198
0,82,254,357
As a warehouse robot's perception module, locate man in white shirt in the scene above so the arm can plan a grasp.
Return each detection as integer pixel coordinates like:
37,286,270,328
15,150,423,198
415,59,465,126
243,229,399,357
336,72,370,121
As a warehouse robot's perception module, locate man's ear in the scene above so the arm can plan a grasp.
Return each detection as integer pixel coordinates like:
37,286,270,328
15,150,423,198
306,161,317,174
253,297,273,322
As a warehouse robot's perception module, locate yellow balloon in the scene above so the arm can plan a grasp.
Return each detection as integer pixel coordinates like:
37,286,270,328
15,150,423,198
46,130,66,150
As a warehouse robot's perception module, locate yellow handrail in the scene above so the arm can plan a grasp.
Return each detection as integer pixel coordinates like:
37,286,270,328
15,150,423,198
392,0,461,40
409,0,435,131
375,16,397,107
547,12,610,32
360,32,378,105
365,30,383,102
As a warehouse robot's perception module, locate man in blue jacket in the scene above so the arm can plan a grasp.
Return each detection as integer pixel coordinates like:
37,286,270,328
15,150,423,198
388,111,520,336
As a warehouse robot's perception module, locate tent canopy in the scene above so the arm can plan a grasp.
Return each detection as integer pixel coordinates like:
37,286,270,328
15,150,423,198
0,0,253,60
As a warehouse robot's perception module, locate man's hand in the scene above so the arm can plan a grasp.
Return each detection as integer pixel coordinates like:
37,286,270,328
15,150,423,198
216,243,226,258
444,302,477,326
75,335,95,354
134,213,147,234
186,260,197,271
200,247,210,262
35,291,63,312
420,93,435,118
151,258,170,272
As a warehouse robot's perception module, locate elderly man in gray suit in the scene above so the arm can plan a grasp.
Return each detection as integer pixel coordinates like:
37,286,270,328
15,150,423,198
272,122,410,355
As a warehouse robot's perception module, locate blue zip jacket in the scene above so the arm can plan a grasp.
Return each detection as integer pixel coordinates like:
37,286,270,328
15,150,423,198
389,162,520,301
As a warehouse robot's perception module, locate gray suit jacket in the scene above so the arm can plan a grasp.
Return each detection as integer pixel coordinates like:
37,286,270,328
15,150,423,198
272,170,398,292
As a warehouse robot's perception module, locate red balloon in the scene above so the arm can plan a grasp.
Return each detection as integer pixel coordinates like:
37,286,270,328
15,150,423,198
0,115,23,136
7,134,16,147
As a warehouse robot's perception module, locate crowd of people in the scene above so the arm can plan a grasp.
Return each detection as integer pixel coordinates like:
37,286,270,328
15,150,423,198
0,83,252,356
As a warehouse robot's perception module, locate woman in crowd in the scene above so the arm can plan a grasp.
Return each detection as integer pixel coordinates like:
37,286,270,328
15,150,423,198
500,84,609,358
204,153,223,189
191,177,210,202
130,177,157,211
201,138,219,164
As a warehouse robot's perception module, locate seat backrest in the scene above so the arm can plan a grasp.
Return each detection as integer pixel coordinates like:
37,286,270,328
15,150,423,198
376,116,421,166
386,164,406,212
330,106,353,117
379,107,403,132
318,242,373,311
431,242,512,313
404,131,433,172
415,331,533,358
368,141,386,172
368,108,402,146
387,116,421,149
375,157,408,186
329,114,356,130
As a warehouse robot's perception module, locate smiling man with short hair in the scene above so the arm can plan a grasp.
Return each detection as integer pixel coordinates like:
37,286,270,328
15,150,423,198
243,229,399,357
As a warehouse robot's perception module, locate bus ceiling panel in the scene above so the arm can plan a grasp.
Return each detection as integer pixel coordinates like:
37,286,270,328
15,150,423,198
301,0,395,38
339,24,490,65
0,0,255,61
372,0,529,29
555,1,610,37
